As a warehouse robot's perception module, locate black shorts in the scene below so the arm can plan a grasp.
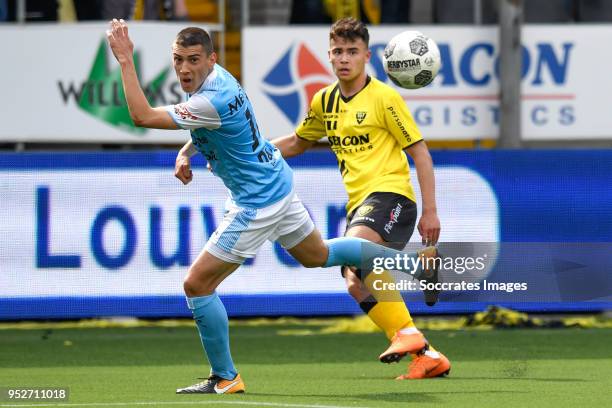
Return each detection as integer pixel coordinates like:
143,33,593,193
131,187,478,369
341,192,417,277
345,191,417,249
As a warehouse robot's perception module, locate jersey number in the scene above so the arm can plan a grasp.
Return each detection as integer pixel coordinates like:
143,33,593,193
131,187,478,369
245,108,273,163
245,108,259,151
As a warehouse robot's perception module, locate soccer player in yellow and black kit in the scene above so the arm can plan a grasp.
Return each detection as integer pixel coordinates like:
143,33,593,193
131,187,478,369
273,18,450,380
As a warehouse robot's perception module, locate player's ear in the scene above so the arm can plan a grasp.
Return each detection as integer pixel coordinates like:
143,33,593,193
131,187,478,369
207,51,217,66
365,48,371,62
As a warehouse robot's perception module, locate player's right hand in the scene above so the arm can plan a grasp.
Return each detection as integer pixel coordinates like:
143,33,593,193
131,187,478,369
175,154,193,185
106,19,134,65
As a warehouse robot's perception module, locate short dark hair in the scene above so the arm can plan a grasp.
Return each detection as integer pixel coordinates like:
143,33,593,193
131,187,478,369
329,18,369,46
175,27,214,55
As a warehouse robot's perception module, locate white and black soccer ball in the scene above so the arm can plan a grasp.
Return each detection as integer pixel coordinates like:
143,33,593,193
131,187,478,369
383,31,441,89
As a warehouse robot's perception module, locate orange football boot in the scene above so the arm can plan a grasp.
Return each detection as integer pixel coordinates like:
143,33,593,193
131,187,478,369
396,352,451,380
379,331,427,364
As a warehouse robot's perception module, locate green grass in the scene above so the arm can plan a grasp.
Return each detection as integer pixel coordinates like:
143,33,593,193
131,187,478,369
1,323,611,408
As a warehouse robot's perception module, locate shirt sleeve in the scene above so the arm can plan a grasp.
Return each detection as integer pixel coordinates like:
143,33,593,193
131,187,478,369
165,93,222,130
295,91,326,142
383,90,423,149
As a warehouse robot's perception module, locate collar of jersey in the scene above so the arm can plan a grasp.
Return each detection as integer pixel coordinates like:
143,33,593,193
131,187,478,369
339,75,372,103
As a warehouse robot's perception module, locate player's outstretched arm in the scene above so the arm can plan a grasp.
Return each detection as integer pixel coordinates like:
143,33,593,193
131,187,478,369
106,19,177,130
175,140,197,185
271,133,314,158
405,141,440,245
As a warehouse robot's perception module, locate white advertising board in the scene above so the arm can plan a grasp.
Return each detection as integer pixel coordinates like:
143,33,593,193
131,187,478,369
0,22,206,143
243,25,612,140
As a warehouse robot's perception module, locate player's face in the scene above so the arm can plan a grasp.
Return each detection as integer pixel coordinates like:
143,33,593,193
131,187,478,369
328,37,371,83
172,43,216,93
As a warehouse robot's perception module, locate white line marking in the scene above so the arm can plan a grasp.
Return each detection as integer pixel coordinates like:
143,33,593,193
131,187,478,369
0,400,369,408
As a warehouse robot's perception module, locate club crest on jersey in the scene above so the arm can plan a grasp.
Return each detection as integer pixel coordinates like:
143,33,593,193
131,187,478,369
357,205,374,216
356,111,367,124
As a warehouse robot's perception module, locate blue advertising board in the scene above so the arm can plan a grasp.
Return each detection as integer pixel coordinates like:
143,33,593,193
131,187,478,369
0,150,610,319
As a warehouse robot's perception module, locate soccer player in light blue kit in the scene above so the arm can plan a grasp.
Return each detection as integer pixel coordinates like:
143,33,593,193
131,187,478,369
106,19,439,394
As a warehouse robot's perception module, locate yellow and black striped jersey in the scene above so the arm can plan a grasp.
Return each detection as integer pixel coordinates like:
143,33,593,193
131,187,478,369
295,76,423,214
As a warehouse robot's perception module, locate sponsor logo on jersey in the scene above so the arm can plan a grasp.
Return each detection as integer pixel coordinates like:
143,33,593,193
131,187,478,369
386,106,411,143
353,216,375,223
227,92,245,115
301,109,315,127
384,203,403,234
174,103,198,121
328,134,370,147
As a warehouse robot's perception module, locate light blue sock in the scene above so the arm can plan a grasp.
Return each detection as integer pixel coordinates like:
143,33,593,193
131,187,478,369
187,293,237,380
324,237,424,278
323,237,369,267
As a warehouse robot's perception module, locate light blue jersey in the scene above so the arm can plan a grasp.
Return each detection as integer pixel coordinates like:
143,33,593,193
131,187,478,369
167,65,293,208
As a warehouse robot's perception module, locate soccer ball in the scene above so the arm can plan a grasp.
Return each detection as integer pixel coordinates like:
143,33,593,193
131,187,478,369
383,31,441,89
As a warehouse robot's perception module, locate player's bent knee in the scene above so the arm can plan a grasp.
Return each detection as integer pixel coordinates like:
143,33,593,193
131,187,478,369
299,257,323,268
183,276,218,297
288,242,328,268
183,276,200,297
299,252,328,268
183,268,217,297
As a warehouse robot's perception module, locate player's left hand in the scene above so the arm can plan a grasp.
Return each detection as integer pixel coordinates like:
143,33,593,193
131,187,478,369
175,153,193,185
106,18,134,65
417,211,440,246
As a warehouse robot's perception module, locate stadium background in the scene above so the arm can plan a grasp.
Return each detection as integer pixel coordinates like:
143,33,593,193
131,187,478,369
1,2,611,407
1,0,610,320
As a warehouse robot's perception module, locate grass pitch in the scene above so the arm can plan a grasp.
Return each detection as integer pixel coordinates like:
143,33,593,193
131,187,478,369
1,322,611,408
